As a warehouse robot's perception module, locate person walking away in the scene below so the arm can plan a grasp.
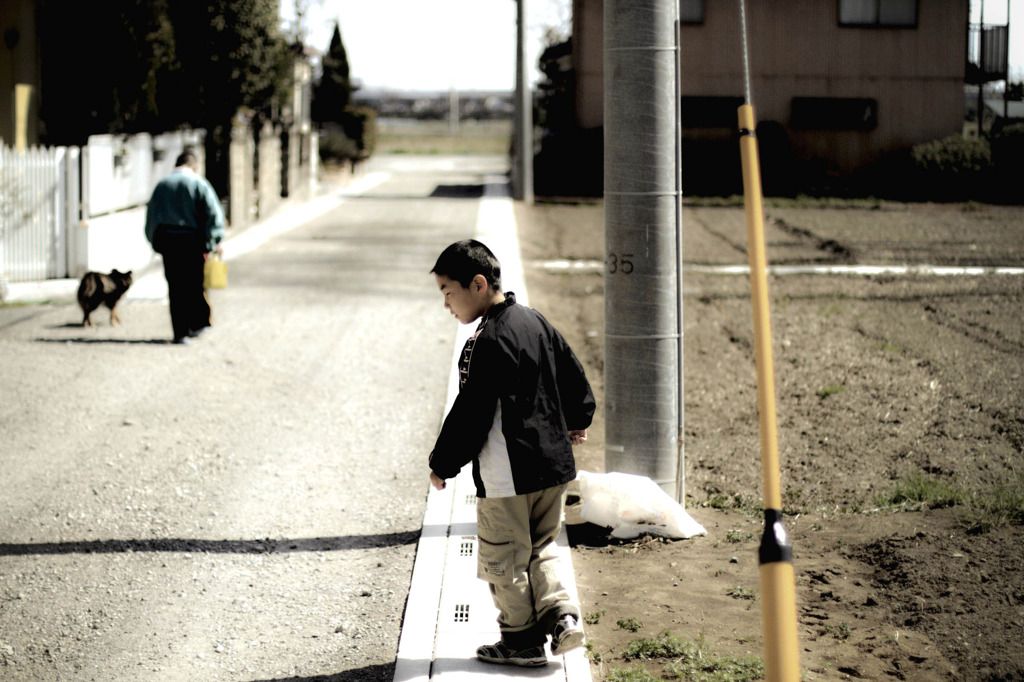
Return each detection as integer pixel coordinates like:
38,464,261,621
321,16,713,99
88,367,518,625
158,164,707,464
144,149,225,344
428,239,596,667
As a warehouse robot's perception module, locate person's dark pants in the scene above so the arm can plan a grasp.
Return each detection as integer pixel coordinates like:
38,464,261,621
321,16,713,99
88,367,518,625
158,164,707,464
157,230,210,341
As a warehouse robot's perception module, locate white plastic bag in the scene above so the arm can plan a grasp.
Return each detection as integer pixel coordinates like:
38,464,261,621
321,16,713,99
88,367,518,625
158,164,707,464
575,470,707,540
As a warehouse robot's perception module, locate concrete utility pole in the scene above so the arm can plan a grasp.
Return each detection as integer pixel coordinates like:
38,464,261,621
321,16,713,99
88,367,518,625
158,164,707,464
513,0,534,203
603,0,683,497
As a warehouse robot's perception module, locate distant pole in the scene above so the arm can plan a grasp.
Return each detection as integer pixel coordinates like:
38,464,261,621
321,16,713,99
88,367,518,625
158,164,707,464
1006,0,1010,120
449,85,460,135
978,0,985,139
603,0,682,496
513,0,533,203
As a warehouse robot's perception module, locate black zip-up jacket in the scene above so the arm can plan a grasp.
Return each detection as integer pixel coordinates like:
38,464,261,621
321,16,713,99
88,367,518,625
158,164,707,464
430,293,596,497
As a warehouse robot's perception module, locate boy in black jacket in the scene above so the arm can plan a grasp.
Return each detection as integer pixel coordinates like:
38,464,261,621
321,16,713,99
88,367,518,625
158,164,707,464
429,239,596,667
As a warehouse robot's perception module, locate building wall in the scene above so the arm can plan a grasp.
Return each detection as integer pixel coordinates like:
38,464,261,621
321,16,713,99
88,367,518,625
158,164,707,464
574,0,604,130
574,0,968,175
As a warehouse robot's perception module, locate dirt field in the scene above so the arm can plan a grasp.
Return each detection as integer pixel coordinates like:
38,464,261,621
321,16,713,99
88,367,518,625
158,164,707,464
514,199,1024,681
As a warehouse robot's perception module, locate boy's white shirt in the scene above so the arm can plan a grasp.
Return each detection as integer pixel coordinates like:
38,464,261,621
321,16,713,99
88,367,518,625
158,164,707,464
477,401,517,497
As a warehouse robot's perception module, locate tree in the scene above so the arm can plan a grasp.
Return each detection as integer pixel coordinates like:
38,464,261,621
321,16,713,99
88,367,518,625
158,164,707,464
165,0,290,129
37,0,176,142
36,0,291,145
311,23,352,126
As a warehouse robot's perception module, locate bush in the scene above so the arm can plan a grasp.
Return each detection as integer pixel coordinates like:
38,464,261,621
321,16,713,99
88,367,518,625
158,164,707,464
907,134,992,201
990,123,1024,200
341,106,377,159
910,134,991,176
319,106,377,167
533,127,604,198
319,127,359,162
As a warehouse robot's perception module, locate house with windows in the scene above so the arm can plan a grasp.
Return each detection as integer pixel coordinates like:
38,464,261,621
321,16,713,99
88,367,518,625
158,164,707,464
570,0,970,190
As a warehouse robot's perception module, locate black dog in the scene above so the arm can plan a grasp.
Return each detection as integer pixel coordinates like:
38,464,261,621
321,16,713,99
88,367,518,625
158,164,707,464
77,269,133,327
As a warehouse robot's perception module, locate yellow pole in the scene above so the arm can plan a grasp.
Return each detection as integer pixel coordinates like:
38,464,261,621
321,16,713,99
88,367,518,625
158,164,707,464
15,84,33,152
737,103,801,682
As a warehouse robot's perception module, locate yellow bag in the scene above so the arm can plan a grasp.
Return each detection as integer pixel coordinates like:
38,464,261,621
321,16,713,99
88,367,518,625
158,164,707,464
204,254,228,289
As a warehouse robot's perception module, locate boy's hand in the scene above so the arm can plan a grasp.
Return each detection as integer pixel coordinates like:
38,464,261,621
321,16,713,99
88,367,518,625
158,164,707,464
569,430,587,446
429,471,447,490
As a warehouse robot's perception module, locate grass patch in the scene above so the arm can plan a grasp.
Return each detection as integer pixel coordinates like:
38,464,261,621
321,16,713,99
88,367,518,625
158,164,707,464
966,472,1024,531
666,653,765,682
876,472,965,510
820,622,851,640
995,412,1024,453
816,385,845,399
585,609,605,625
617,617,643,632
622,631,690,660
375,119,511,155
725,529,754,543
818,302,846,319
878,472,1024,533
703,492,761,515
726,585,758,600
617,632,765,681
377,134,510,155
607,667,660,682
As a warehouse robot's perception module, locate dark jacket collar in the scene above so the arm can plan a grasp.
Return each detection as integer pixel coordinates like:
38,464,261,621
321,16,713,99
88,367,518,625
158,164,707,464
484,292,516,321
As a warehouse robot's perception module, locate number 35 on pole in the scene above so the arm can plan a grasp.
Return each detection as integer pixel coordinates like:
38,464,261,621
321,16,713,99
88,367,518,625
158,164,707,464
606,253,634,275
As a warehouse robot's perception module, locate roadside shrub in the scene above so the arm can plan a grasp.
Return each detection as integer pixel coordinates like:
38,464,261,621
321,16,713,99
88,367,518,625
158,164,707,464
907,135,991,201
990,123,1024,202
533,127,604,197
341,106,377,159
681,137,743,197
856,147,913,199
319,127,359,163
757,120,797,197
319,106,377,168
910,135,990,177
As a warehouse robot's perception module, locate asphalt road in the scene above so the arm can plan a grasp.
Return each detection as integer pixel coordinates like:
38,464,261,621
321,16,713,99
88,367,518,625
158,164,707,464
0,156,508,681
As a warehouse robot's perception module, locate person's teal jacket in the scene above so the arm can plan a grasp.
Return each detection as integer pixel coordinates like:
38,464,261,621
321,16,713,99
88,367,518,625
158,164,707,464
144,167,225,253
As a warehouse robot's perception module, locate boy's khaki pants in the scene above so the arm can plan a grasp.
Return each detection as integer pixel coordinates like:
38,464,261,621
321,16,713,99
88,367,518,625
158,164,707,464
476,484,580,650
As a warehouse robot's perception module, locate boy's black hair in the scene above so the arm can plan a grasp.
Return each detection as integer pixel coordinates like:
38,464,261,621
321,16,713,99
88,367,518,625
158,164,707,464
431,239,502,291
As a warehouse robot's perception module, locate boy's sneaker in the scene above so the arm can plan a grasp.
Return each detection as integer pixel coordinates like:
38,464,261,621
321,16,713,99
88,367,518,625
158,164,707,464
476,641,548,667
550,614,585,656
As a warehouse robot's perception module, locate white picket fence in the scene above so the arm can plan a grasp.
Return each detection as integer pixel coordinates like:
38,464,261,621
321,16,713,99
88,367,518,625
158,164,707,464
0,144,80,283
1,126,317,291
0,131,204,287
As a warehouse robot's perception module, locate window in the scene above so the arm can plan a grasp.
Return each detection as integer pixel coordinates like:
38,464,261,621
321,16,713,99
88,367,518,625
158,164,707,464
790,98,878,131
681,0,704,25
838,0,917,27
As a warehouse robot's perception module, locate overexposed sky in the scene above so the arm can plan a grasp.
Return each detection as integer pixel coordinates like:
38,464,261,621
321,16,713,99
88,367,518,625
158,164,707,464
279,0,571,91
280,0,1022,92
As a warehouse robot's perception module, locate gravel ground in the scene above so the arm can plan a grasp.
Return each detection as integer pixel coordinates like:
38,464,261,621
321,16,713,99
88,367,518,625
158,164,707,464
0,156,504,681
